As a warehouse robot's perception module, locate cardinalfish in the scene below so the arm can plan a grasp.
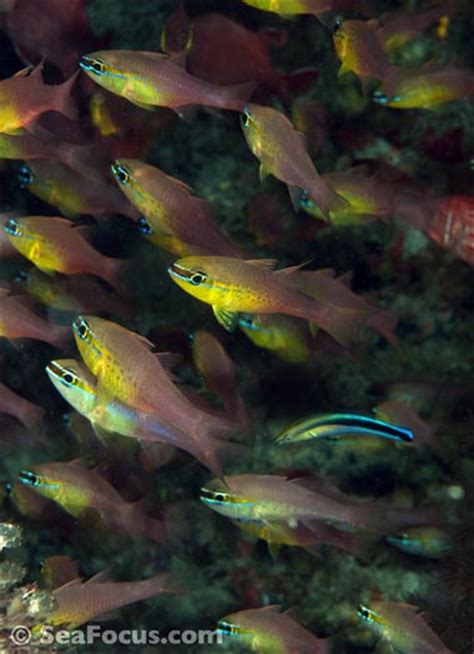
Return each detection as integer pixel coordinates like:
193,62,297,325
200,474,431,533
0,289,68,348
169,256,396,346
79,50,254,115
241,103,343,217
111,159,244,257
46,358,227,476
372,66,474,110
240,0,367,18
72,316,235,472
239,313,315,363
0,63,77,134
17,461,167,543
299,166,420,226
191,330,248,427
49,572,174,628
277,413,414,444
386,526,451,559
333,19,402,96
18,161,139,221
217,606,328,654
3,216,125,291
357,601,453,653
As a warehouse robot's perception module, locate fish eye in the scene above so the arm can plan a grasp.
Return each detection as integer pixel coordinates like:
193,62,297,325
62,371,77,386
112,163,130,185
4,219,21,236
241,106,252,129
81,56,107,76
190,271,207,286
372,90,388,105
18,165,33,186
74,317,90,341
357,605,372,622
138,217,152,235
19,470,39,487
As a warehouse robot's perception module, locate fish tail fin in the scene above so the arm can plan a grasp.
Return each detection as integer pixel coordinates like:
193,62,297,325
52,71,79,122
217,81,256,112
381,65,403,100
102,257,128,294
365,309,399,345
48,325,70,350
19,402,45,432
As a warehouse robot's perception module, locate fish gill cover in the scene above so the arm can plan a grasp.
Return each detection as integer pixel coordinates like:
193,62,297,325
0,0,473,652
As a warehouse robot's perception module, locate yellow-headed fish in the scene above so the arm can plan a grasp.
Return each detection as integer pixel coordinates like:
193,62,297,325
80,50,254,115
111,159,244,257
217,606,329,654
18,460,167,543
357,601,453,653
241,103,343,217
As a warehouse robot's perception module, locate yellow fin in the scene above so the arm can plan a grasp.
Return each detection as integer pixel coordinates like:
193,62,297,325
213,306,239,332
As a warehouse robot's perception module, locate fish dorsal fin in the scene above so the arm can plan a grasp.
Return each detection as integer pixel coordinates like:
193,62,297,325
131,331,155,350
169,50,188,69
155,351,181,371
83,569,112,585
283,607,299,619
259,605,281,614
244,259,277,269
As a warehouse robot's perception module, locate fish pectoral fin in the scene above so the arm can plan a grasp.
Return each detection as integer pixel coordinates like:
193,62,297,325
338,62,351,77
267,541,281,559
212,306,239,332
259,163,270,183
175,105,198,122
287,185,304,212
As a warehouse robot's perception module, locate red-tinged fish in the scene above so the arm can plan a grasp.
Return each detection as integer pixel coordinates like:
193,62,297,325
3,216,125,291
300,165,424,226
192,330,248,427
168,256,392,347
0,131,105,181
18,461,168,544
41,555,80,590
46,358,232,477
378,4,458,54
49,571,174,628
372,66,474,109
0,290,68,347
240,0,367,18
218,606,329,654
18,160,140,221
162,5,311,100
239,313,315,363
111,159,245,257
0,381,44,430
424,195,474,266
0,63,77,134
16,268,133,320
358,601,453,653
236,515,373,559
201,474,435,534
4,0,104,77
79,50,255,115
241,103,344,217
333,19,402,95
72,316,237,475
